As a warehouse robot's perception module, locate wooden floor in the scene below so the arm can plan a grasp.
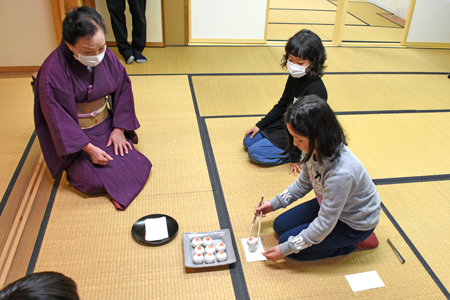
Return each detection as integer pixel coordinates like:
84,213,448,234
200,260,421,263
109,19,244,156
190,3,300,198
1,2,450,299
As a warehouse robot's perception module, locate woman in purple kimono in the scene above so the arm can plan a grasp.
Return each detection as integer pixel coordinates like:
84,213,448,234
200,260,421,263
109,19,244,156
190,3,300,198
34,6,152,210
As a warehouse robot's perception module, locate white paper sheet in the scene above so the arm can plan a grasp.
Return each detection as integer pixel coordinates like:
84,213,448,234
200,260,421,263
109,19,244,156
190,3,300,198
345,270,385,292
241,238,267,262
144,217,169,241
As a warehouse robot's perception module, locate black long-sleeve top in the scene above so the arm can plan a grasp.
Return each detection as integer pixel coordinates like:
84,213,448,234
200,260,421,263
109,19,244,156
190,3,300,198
255,75,328,162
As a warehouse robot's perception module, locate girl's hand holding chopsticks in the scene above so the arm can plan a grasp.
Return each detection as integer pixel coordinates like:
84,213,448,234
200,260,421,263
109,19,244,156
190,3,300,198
254,201,274,218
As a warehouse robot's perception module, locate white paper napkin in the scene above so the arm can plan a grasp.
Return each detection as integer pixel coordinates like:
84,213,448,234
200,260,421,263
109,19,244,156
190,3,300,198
144,217,169,241
241,238,267,262
345,270,385,292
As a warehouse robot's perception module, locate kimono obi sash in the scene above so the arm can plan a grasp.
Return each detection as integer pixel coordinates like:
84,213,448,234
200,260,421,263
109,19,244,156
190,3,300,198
76,97,109,129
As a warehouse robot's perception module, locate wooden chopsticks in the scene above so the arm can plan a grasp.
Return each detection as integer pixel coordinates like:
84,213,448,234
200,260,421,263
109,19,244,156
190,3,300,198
248,195,264,240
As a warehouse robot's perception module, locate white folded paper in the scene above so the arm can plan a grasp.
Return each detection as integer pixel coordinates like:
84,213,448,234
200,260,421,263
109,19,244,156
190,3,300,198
345,270,385,292
144,217,169,241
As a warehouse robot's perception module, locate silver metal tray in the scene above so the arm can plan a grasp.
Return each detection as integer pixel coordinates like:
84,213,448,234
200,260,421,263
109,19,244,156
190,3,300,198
183,229,236,268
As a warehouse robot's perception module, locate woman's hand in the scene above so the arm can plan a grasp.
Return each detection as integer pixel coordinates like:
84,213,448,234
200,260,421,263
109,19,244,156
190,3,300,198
262,245,286,262
244,125,260,139
107,128,133,156
82,143,113,165
288,162,302,176
254,201,273,218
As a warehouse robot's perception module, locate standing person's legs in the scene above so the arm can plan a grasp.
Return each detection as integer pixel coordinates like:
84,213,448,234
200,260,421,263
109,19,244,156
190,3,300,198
106,0,134,63
128,0,147,62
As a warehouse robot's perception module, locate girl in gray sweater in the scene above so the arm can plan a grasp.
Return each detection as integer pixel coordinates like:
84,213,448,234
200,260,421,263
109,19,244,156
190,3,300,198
256,95,381,261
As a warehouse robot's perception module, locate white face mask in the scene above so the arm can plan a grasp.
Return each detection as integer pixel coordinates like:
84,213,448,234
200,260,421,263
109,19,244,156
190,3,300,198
287,61,310,78
73,46,107,67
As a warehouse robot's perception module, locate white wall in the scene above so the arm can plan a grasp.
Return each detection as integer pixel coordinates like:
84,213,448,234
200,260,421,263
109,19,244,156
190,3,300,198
368,0,410,19
190,0,268,41
95,0,163,44
406,0,450,43
0,0,57,67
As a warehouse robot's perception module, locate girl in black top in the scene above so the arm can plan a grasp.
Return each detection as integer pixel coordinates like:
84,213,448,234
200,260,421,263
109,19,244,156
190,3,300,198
243,29,328,175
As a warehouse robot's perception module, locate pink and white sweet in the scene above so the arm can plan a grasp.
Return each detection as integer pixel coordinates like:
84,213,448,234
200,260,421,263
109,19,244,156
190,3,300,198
194,246,205,255
191,237,203,248
215,242,226,252
247,236,258,252
193,253,204,264
216,251,227,262
247,236,258,246
202,237,213,247
205,244,215,254
205,252,216,264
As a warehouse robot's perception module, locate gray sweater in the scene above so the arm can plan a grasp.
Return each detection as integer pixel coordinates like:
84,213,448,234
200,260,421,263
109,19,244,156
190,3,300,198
269,145,381,256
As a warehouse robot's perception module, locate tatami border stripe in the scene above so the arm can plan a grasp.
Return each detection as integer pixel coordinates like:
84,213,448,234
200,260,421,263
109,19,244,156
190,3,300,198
129,71,449,77
0,130,36,217
202,109,450,119
373,174,450,185
26,173,63,274
381,202,450,299
336,109,450,115
188,75,250,300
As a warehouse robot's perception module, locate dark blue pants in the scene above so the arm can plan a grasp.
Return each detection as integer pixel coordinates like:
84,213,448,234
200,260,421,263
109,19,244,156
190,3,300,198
273,199,374,261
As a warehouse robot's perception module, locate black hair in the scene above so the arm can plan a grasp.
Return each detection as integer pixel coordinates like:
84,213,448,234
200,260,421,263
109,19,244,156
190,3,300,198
62,6,106,45
283,95,347,164
0,272,79,300
281,29,327,79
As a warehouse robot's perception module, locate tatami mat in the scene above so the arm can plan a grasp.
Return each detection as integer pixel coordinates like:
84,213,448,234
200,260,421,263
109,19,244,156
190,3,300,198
267,24,331,41
110,47,450,76
111,47,282,75
330,0,402,27
270,0,336,10
267,47,450,73
324,74,450,111
192,75,286,116
0,78,35,201
192,74,450,117
377,181,450,289
341,25,403,42
269,9,365,25
34,178,234,299
268,23,403,43
33,75,235,299
129,75,212,196
206,117,447,299
336,113,450,179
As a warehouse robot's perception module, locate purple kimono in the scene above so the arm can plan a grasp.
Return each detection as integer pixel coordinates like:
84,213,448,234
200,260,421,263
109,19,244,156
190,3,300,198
34,40,152,209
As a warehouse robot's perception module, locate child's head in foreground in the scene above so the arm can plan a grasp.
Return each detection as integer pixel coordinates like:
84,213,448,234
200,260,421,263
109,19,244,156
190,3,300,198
284,95,347,164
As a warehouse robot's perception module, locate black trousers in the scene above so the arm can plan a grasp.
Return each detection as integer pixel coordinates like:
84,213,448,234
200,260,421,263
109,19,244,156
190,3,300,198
106,0,147,57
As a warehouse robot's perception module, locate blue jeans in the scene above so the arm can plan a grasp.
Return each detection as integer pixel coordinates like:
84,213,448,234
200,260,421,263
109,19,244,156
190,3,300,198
273,199,374,261
243,133,290,166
